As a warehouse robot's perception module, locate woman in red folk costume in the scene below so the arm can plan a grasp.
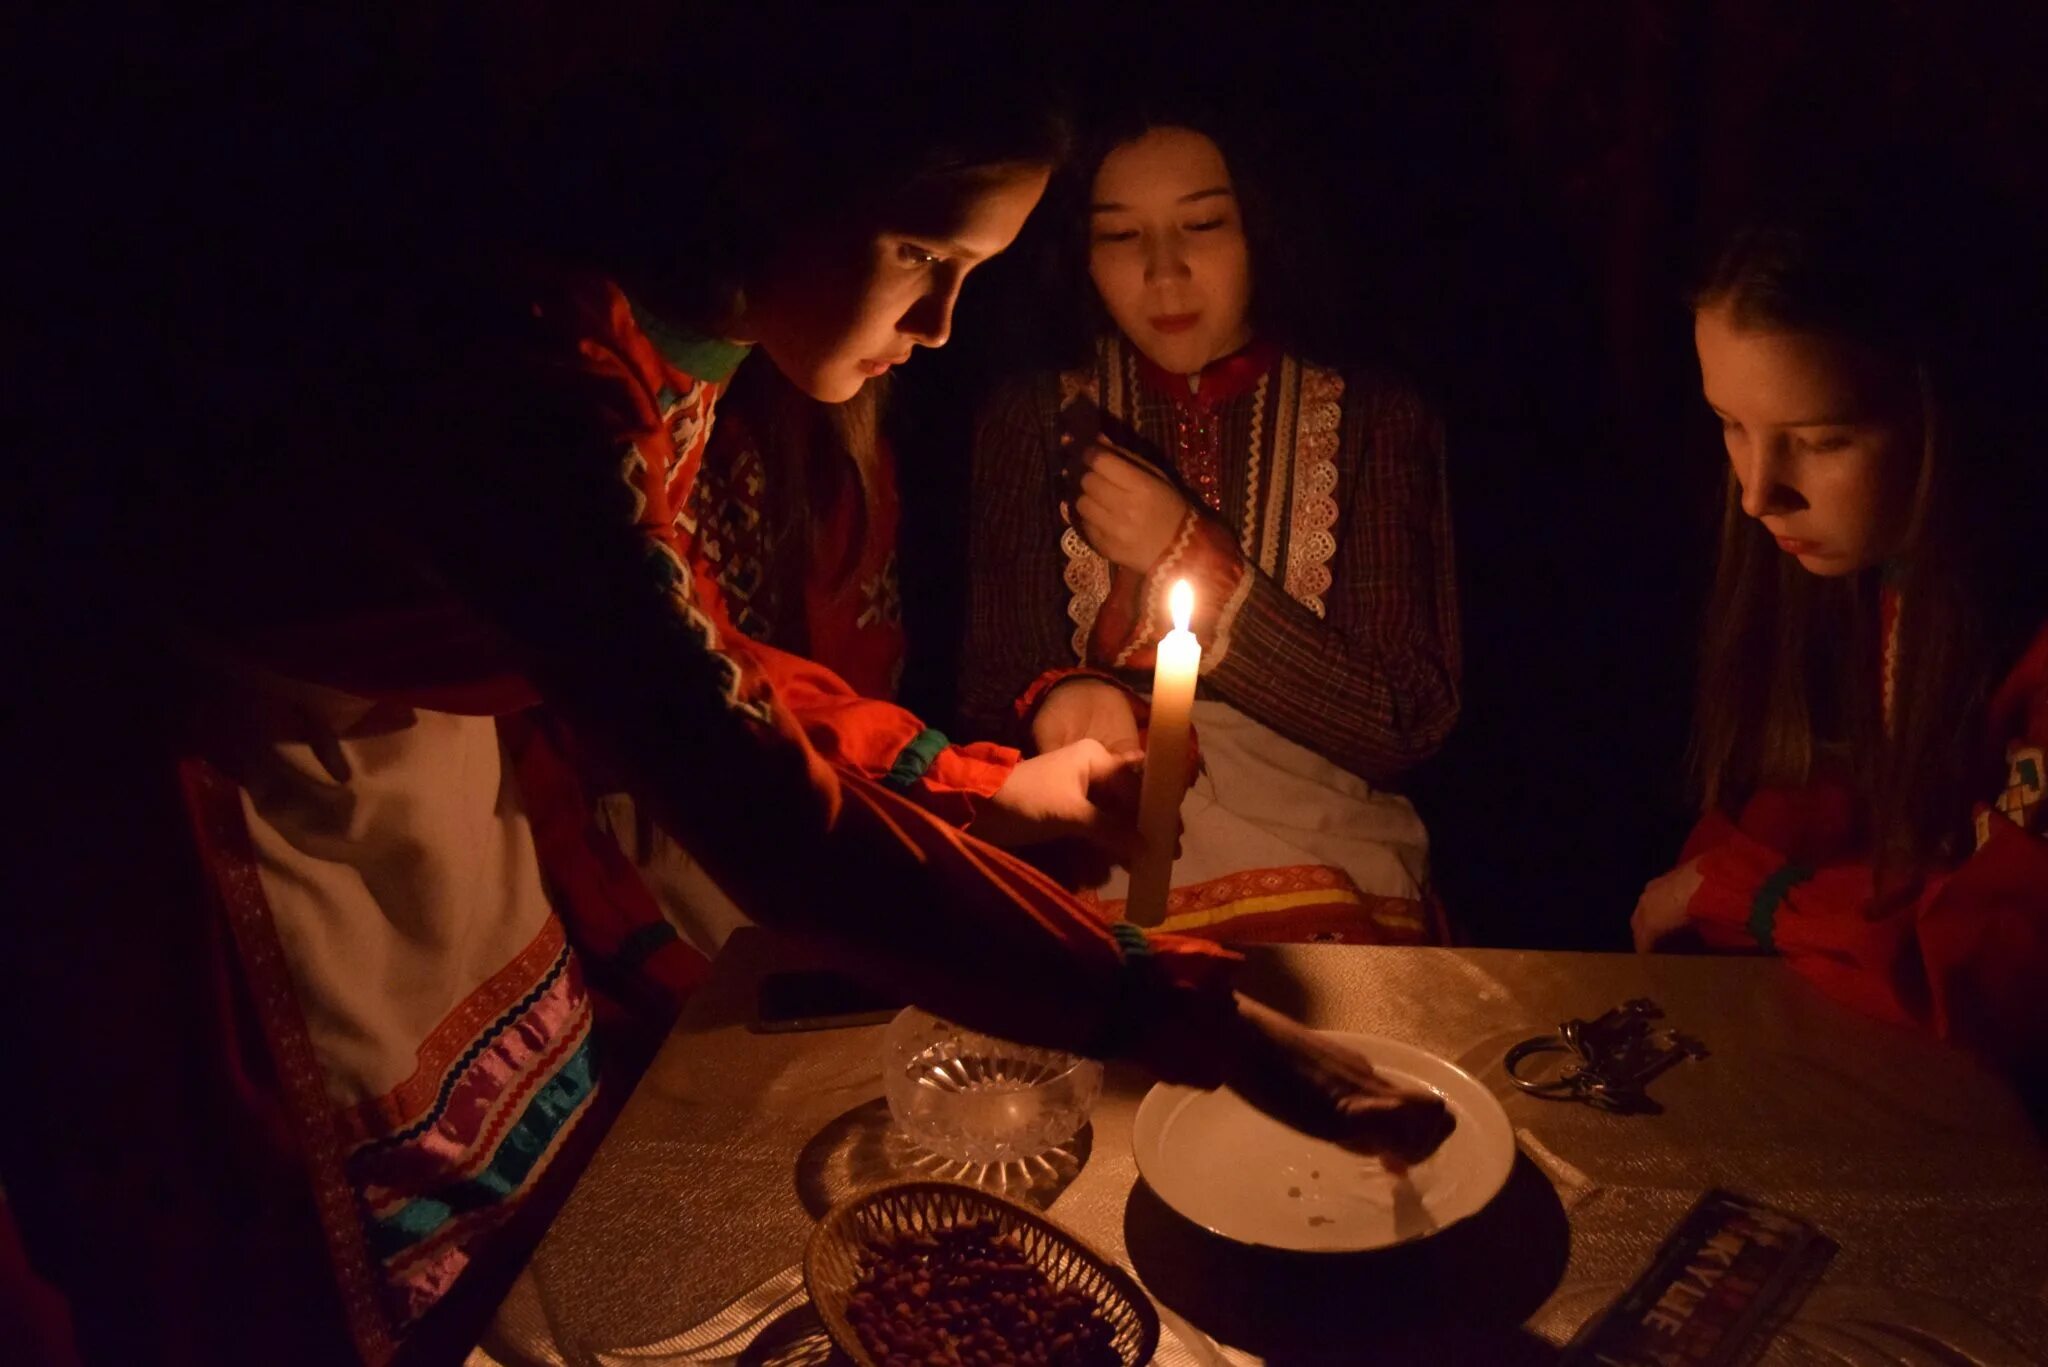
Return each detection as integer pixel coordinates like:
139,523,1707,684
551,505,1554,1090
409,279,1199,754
626,364,932,950
1631,171,2048,1106
7,16,1442,1367
691,361,910,704
963,112,1461,946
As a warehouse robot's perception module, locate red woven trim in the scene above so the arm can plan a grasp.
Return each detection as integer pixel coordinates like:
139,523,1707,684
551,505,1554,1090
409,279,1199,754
1169,899,1423,945
1093,864,1434,946
1012,666,1152,732
178,759,399,1364
375,1010,595,1280
1164,861,1354,913
340,918,570,1144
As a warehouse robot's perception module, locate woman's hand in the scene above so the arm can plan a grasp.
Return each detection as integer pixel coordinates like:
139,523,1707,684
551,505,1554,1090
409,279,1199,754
969,738,1142,859
1075,447,1191,574
1631,859,1705,951
1030,678,1142,757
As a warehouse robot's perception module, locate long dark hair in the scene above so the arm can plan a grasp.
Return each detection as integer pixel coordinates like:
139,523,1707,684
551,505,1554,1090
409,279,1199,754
509,9,1068,608
1690,171,2048,875
518,8,1071,331
1035,97,1333,366
710,361,889,601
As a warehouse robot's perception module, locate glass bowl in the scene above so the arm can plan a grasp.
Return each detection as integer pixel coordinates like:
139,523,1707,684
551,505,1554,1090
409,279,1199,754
881,1007,1103,1164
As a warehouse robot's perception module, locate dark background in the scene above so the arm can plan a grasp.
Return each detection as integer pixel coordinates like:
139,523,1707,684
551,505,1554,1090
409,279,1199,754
16,1,2048,951
886,1,2048,949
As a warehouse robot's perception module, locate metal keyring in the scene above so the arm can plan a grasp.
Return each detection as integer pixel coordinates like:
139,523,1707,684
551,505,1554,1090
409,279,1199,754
1504,1033,1586,1097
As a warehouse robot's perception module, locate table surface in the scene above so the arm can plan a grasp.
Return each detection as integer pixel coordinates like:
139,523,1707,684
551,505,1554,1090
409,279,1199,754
478,928,2048,1366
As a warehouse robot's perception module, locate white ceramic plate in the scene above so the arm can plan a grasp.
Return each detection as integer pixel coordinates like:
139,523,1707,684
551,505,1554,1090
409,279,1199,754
1132,1032,1514,1253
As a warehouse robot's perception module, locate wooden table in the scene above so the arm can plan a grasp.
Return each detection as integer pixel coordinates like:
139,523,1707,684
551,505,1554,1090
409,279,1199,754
475,928,2048,1365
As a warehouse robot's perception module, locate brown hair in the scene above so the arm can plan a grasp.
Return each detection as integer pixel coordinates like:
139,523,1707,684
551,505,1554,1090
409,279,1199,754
1690,186,2048,877
710,361,888,603
524,9,1071,332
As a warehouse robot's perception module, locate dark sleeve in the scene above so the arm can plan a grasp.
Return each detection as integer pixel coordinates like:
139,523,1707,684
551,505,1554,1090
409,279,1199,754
1203,375,1462,783
958,374,1077,745
403,336,1240,1062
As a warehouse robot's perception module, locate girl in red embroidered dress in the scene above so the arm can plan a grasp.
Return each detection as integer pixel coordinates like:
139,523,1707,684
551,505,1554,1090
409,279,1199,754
604,365,930,950
692,364,908,703
1630,174,2048,1098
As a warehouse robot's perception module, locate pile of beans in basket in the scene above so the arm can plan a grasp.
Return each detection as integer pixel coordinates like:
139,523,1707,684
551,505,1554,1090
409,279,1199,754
843,1217,1121,1367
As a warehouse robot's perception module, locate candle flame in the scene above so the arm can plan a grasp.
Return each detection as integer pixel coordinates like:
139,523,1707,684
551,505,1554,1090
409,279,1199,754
1170,579,1194,632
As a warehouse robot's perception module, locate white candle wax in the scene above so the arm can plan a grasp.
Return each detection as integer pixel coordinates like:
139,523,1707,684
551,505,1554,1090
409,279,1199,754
1125,579,1200,926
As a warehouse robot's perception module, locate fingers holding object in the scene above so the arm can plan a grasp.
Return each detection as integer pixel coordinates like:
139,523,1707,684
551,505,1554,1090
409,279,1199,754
1081,446,1154,490
1074,492,1118,535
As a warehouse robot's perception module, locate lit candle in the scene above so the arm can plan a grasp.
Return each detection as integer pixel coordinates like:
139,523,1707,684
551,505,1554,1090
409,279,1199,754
1126,579,1200,927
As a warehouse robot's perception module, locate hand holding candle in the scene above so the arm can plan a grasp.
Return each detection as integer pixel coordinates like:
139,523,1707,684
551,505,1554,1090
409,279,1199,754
1125,579,1200,926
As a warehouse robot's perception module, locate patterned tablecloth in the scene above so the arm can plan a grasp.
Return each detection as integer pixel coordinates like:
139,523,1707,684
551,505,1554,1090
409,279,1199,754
477,928,2048,1365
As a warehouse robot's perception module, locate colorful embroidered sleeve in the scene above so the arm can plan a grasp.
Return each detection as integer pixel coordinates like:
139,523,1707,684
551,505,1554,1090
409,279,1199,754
961,375,1079,745
741,636,1018,826
686,390,1017,820
413,290,1240,1067
1681,643,2048,1075
1200,375,1462,783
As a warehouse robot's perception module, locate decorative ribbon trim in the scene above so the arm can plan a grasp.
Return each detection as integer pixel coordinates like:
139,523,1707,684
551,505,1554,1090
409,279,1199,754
629,301,753,382
1109,514,1202,670
1282,362,1345,618
1060,524,1113,662
1059,366,1111,661
1109,919,1154,962
1254,359,1296,576
1241,374,1268,545
883,727,952,791
1879,583,1902,737
178,759,399,1363
1089,920,1159,1061
1977,741,2046,849
1748,862,1814,953
1203,565,1257,674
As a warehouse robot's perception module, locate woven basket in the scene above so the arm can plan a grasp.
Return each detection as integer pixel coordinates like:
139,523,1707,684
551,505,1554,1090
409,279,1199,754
804,1180,1160,1366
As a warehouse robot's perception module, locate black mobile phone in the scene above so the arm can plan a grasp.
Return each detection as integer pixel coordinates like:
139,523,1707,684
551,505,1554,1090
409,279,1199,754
753,970,905,1033
1058,397,1177,485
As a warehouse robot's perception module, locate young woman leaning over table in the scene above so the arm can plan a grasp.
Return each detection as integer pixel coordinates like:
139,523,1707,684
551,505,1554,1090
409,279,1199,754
962,107,1460,946
7,17,1451,1367
579,356,941,952
1630,168,2048,1103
